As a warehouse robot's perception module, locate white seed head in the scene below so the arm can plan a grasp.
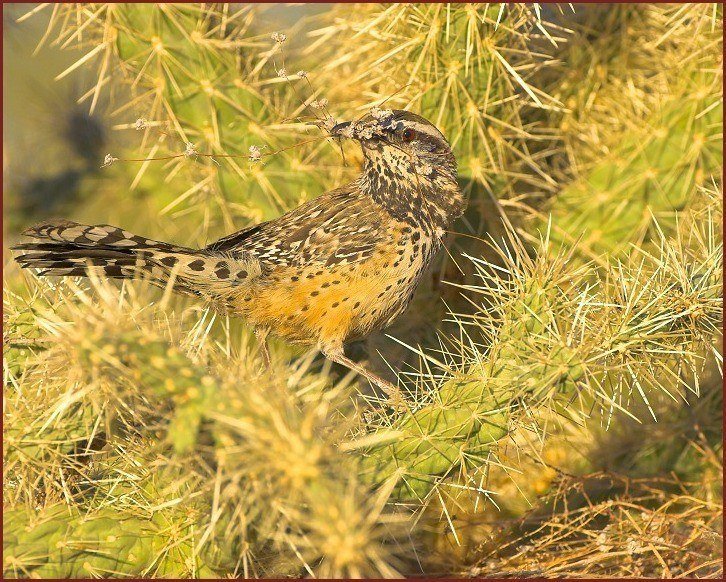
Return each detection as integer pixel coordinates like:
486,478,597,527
101,154,118,168
134,118,148,131
310,98,328,109
248,145,264,161
296,70,307,79
184,142,198,157
277,68,287,78
371,106,393,120
356,123,375,140
338,124,355,139
271,32,287,44
625,538,643,554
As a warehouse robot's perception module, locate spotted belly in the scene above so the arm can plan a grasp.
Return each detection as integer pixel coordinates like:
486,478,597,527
230,248,429,347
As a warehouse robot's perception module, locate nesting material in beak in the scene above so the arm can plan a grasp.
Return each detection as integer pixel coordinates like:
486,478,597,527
330,121,355,139
328,110,400,142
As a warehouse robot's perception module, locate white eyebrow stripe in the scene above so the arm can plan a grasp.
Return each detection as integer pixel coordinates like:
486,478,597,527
404,120,447,142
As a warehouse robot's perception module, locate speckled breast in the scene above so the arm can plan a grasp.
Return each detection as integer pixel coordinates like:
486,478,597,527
231,226,438,347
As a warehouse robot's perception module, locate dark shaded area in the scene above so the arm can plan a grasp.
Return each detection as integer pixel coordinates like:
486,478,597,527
3,4,111,230
13,102,108,220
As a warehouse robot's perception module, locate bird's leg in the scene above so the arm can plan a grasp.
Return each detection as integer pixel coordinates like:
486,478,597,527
254,327,271,369
322,347,406,410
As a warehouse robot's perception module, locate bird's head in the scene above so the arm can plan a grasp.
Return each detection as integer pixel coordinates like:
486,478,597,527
330,109,463,229
331,109,456,178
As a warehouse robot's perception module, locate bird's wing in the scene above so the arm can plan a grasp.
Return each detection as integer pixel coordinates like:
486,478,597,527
206,184,389,268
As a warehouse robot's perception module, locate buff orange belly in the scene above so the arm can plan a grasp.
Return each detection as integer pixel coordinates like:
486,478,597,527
231,260,416,347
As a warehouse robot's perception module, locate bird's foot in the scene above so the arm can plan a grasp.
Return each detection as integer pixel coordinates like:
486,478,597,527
322,346,408,413
373,378,408,413
254,327,271,370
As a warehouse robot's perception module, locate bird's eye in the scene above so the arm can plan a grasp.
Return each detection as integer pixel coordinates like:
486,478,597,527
402,128,416,142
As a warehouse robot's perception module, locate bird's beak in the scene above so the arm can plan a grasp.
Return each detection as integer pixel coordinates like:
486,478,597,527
330,121,353,138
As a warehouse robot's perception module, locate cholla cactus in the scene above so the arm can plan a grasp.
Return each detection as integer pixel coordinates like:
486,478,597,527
4,446,219,578
207,365,404,577
3,274,406,577
26,4,345,237
308,4,562,200
358,184,721,505
540,4,723,257
5,3,723,577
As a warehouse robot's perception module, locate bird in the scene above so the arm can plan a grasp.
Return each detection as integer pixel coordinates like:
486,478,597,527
12,109,466,405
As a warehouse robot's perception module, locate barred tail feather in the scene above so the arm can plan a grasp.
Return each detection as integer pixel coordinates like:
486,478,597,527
12,220,262,300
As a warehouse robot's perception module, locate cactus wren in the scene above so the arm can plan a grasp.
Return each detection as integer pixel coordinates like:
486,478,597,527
13,110,465,401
